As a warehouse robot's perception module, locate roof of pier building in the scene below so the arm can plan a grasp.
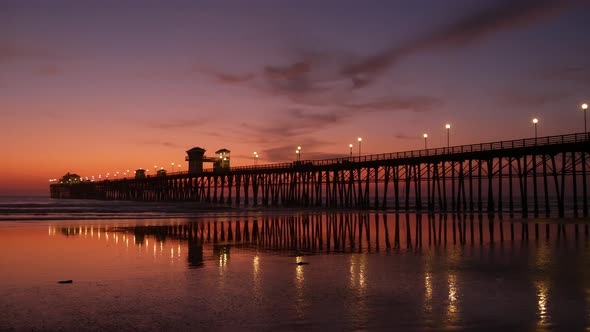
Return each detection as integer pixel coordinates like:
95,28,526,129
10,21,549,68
187,147,206,153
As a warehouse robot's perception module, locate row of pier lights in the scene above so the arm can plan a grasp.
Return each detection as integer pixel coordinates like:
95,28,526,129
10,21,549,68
62,162,184,182
52,103,589,181
304,103,589,161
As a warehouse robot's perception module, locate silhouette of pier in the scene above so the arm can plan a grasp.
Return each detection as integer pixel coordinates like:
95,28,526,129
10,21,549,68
50,132,590,217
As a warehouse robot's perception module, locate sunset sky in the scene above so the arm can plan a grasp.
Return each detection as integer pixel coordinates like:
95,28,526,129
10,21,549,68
1,0,589,195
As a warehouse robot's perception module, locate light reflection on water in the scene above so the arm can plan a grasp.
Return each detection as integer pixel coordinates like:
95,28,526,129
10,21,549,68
425,271,433,305
2,212,590,330
536,280,549,327
294,256,305,320
446,273,459,326
348,254,368,329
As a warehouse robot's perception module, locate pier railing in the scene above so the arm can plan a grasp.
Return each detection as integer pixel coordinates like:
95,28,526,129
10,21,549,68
195,132,589,174
108,132,588,179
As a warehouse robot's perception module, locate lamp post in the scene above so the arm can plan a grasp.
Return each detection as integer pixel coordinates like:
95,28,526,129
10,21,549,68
358,137,362,157
445,124,451,149
423,133,428,149
297,146,301,161
532,118,538,139
296,149,300,161
253,152,258,165
582,103,588,135
349,144,353,157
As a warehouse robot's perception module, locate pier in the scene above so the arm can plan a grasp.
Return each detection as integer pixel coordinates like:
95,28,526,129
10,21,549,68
50,132,590,217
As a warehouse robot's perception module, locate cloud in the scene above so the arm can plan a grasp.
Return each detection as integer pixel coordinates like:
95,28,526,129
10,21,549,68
260,145,298,162
498,90,571,108
197,1,560,140
209,72,254,84
341,96,441,113
147,118,210,130
260,138,341,162
196,65,255,84
393,133,418,141
138,141,183,149
34,64,61,76
263,61,317,98
214,72,255,84
0,41,52,64
533,64,590,86
288,108,342,126
239,118,317,139
236,95,441,142
339,0,571,86
206,58,442,114
202,52,357,107
264,61,311,81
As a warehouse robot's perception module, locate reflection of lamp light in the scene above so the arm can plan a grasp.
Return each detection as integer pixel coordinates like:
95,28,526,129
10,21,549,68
447,274,459,323
535,280,549,326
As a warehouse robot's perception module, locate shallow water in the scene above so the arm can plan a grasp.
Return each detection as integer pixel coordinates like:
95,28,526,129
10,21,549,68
1,198,590,331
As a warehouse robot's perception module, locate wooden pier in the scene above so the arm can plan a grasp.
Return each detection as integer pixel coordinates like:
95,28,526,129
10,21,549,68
50,132,590,217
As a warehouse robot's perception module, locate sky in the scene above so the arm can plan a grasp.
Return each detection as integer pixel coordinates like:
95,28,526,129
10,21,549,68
1,0,589,195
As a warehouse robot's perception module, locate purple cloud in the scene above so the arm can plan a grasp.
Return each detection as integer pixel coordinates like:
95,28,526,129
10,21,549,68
339,1,571,85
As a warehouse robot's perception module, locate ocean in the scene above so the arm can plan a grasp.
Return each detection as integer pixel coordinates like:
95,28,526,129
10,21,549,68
1,196,589,331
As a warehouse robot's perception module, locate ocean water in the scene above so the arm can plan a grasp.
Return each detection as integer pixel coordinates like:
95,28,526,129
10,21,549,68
1,196,590,331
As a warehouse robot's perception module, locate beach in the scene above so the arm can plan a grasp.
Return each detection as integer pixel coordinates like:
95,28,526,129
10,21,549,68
1,197,589,331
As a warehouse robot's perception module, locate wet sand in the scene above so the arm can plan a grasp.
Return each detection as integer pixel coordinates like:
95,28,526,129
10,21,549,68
2,213,590,331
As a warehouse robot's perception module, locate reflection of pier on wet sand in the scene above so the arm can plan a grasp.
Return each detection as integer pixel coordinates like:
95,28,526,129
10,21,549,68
55,213,589,258
44,212,590,330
